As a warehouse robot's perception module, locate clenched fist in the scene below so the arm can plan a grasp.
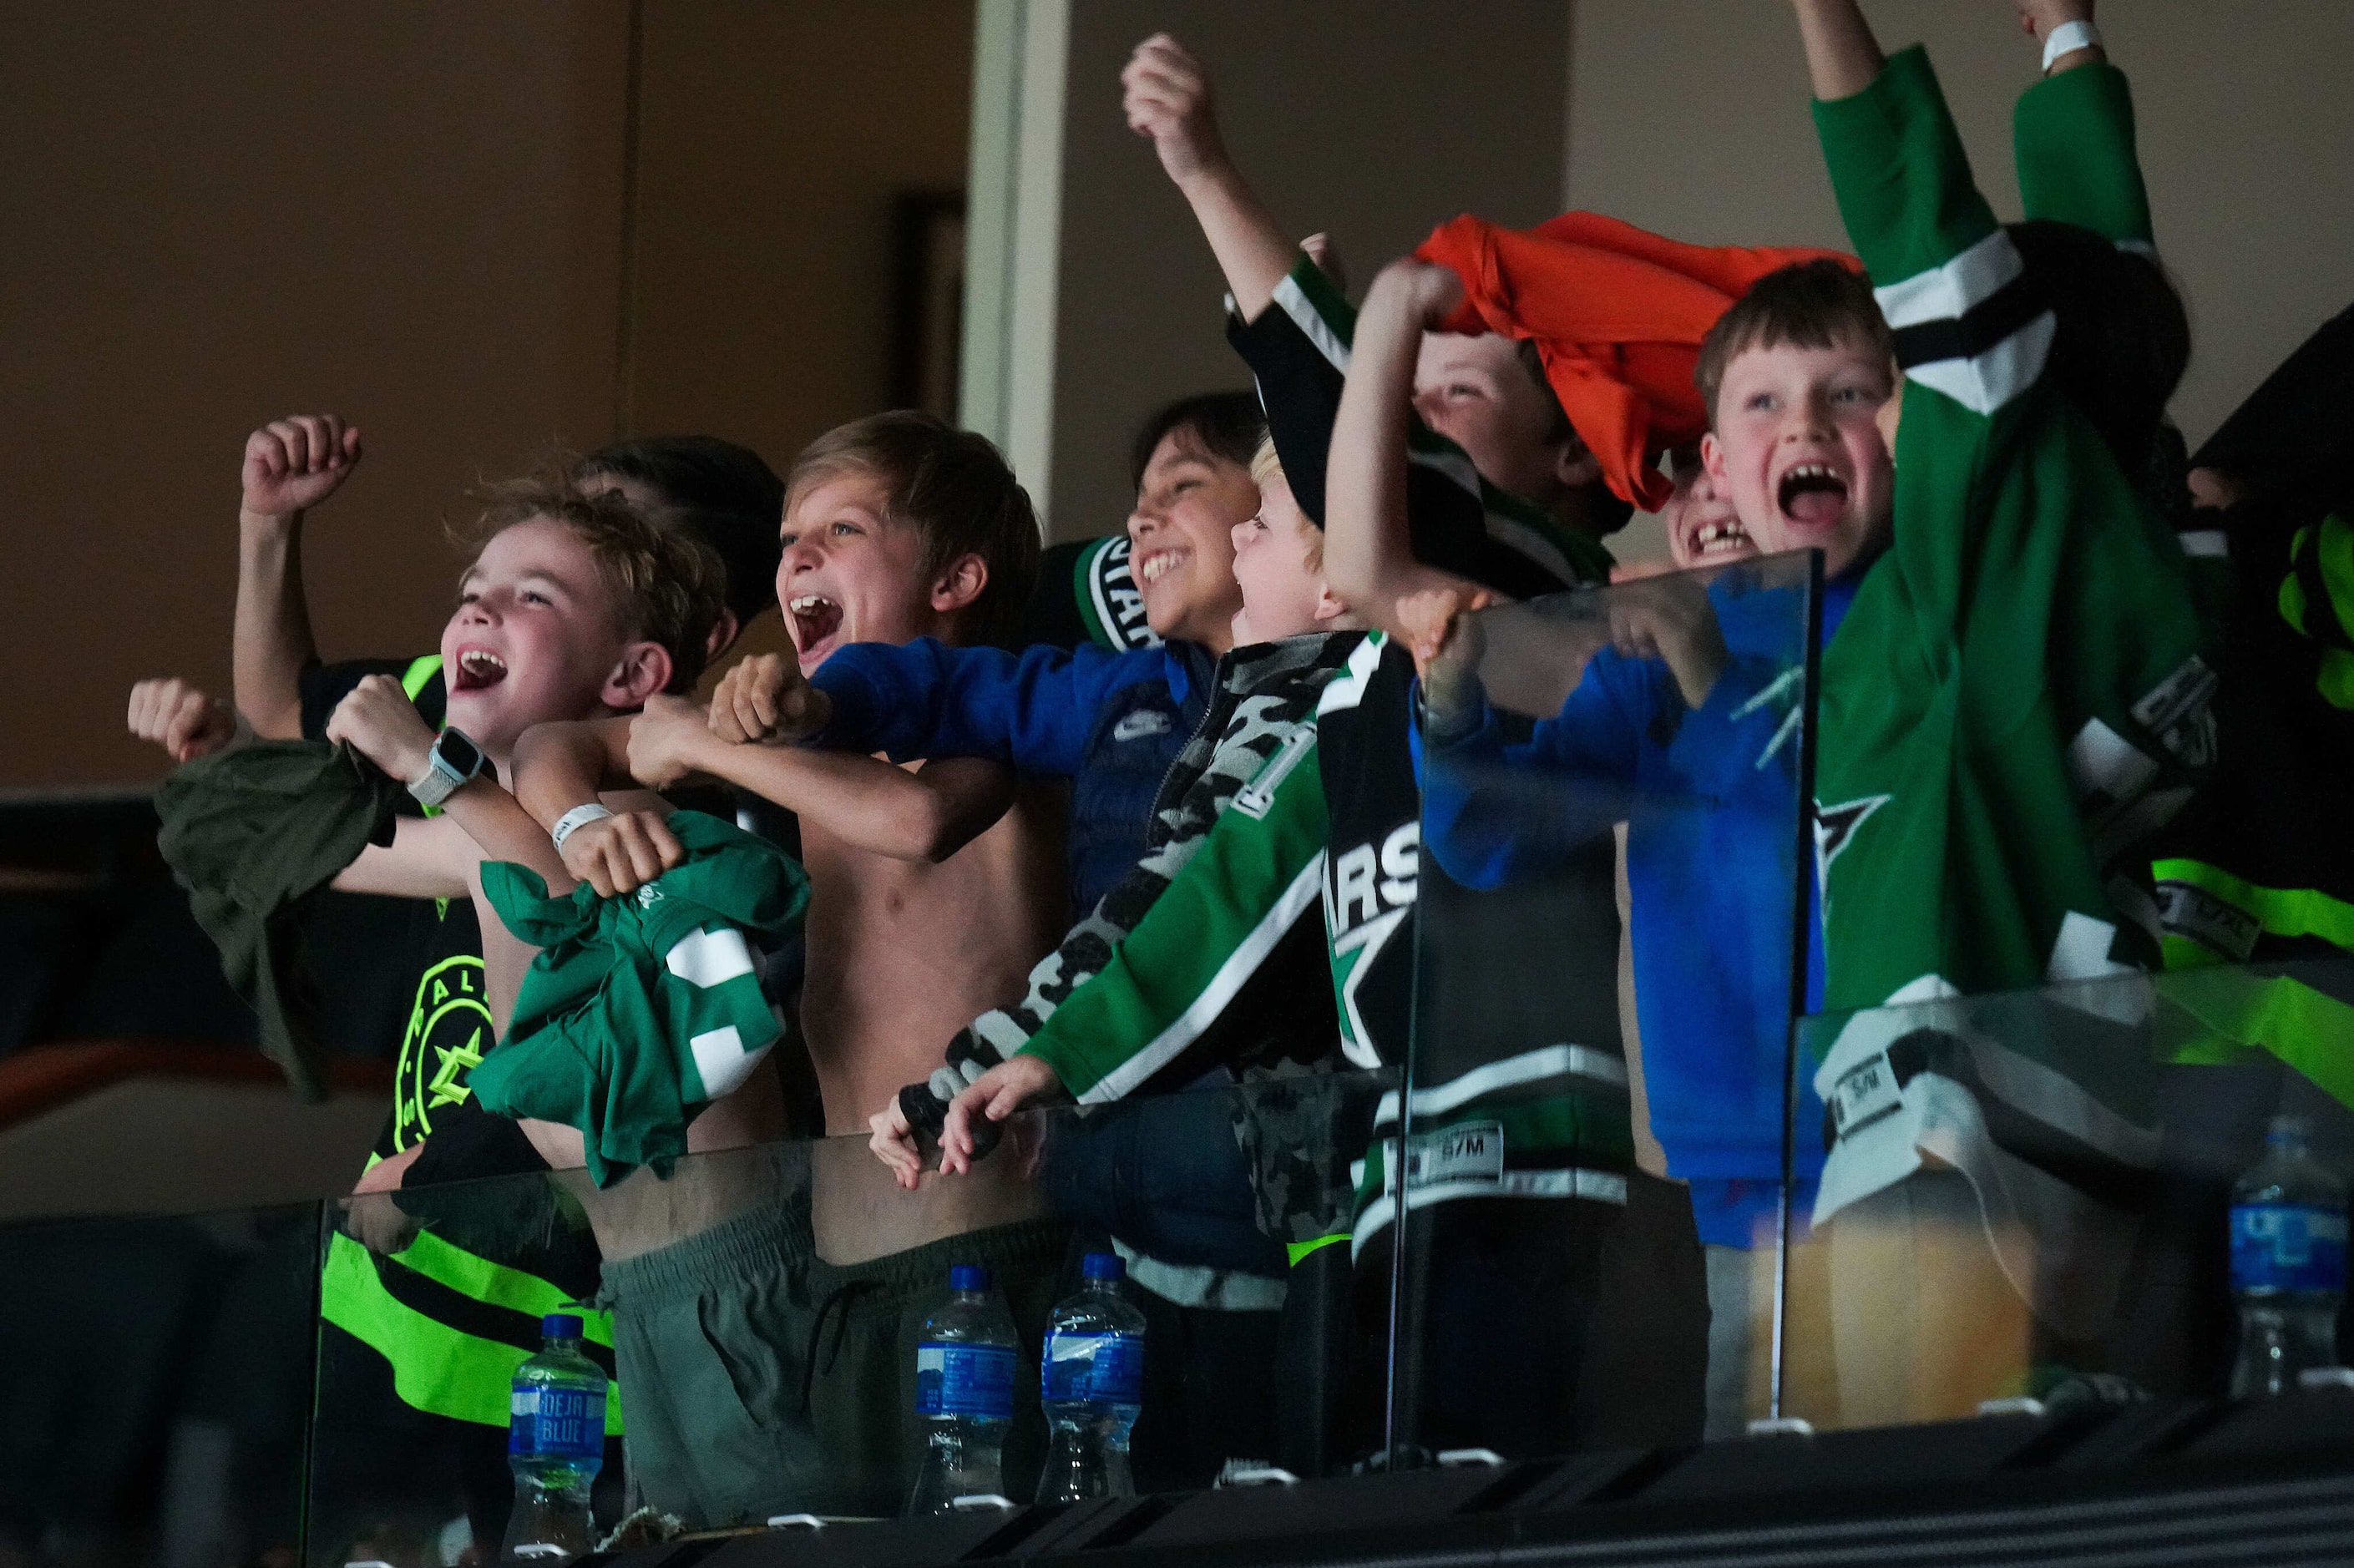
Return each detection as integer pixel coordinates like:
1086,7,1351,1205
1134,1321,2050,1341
127,677,237,763
709,653,830,746
243,414,361,519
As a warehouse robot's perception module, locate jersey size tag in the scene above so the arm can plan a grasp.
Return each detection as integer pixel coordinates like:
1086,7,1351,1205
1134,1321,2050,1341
2154,879,2261,962
1830,1052,1903,1139
2132,656,2218,769
1403,1120,1506,1190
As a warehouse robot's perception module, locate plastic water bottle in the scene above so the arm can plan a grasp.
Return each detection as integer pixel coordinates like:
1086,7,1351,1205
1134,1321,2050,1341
1036,1252,1146,1504
2230,1116,2347,1397
909,1264,1020,1515
500,1313,606,1560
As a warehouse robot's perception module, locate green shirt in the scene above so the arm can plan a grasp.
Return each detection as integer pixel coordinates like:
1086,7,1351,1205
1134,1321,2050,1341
471,811,808,1186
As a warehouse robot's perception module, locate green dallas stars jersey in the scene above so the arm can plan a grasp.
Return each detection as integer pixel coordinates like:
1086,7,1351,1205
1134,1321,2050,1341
470,810,808,1187
1807,48,2214,1236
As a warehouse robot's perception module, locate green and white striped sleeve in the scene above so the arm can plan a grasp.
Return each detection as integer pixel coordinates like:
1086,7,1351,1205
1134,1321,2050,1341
1020,724,1330,1102
1815,45,2050,422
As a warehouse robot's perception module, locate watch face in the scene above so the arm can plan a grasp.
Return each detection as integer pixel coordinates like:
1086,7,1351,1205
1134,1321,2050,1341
437,728,485,778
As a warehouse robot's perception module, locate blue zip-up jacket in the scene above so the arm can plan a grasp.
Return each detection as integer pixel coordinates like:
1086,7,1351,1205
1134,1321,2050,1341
811,638,1216,915
1415,569,1862,1245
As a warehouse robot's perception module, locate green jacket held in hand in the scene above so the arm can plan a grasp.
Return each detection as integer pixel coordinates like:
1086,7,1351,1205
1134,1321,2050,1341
156,740,406,1102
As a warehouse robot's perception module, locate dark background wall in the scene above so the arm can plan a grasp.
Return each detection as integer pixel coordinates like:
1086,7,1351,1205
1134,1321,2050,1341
3,0,972,788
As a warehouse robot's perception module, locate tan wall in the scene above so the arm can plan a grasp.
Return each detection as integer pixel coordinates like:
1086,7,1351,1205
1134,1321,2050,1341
1567,0,2354,453
1042,1,1575,542
6,2,972,788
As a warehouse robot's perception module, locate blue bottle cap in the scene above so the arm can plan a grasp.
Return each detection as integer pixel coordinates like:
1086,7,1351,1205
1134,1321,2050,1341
1082,1252,1125,1282
542,1313,584,1339
949,1264,991,1291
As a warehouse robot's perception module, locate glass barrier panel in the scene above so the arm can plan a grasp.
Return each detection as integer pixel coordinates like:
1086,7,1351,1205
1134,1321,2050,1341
0,1200,324,1568
1396,551,1821,1463
1784,955,2354,1431
306,1068,1393,1555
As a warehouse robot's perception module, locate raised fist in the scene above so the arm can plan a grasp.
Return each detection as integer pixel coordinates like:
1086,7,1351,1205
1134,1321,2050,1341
1121,33,1228,185
2014,0,2094,44
242,414,361,518
127,677,236,763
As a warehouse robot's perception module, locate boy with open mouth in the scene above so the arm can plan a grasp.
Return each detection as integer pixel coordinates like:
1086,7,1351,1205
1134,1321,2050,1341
513,411,1075,1520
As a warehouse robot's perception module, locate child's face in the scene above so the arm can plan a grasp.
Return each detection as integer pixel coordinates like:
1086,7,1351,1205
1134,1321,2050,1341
1414,332,1577,510
1701,336,1894,579
776,470,954,675
1228,474,1330,645
441,517,640,757
1660,448,1751,569
1127,429,1253,650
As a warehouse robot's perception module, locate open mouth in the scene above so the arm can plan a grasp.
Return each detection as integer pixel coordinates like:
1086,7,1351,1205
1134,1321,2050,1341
1136,548,1187,588
1686,517,1753,561
787,593,843,655
1776,462,1850,531
451,646,508,693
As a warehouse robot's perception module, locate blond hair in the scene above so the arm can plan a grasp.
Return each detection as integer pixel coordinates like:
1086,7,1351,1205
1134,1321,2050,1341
457,473,726,692
1246,433,1322,572
786,411,1040,646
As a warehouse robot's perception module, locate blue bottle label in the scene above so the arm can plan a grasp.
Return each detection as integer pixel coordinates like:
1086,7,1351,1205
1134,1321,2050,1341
915,1342,1016,1418
2231,1202,2349,1293
509,1384,603,1460
1043,1332,1143,1404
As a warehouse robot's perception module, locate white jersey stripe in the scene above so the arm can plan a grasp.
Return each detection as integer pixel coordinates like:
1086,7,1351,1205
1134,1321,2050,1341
1081,854,1327,1104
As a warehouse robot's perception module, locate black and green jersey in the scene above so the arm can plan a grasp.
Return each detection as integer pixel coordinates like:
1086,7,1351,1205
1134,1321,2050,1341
2150,290,2354,1103
917,632,1359,1113
1319,635,1636,1258
1807,48,2214,1231
1229,255,1611,596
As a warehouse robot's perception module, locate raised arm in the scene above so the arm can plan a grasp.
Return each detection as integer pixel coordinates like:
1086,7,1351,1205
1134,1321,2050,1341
1790,0,1886,103
1325,260,1505,635
1122,33,1300,323
234,416,362,739
2010,1,2151,247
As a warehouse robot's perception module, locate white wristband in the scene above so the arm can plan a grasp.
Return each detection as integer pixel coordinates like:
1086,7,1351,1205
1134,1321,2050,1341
551,802,614,850
2042,19,2100,72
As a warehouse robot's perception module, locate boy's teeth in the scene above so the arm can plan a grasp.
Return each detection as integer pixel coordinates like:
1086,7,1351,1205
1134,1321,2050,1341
1138,550,1181,585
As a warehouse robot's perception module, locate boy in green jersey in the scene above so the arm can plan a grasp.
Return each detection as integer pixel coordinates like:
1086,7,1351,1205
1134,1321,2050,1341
1779,0,2212,1421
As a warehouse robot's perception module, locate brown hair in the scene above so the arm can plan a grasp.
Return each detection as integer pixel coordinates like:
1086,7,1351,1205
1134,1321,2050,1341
786,411,1041,645
1696,259,1894,422
458,473,727,692
1128,392,1266,490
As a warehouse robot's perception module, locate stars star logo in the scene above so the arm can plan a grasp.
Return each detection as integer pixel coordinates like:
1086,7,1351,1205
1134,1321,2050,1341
1814,794,1891,896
